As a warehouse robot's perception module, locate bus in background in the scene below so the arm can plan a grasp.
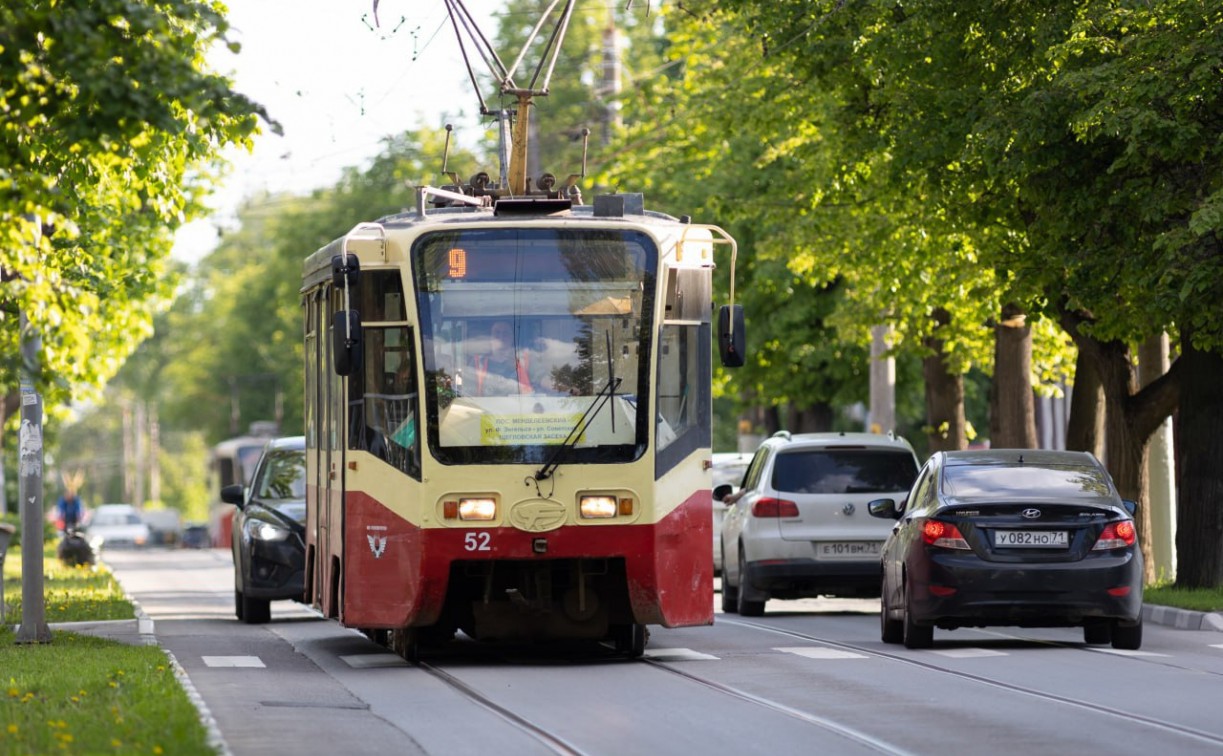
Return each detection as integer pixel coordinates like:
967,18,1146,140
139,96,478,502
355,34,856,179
210,422,278,547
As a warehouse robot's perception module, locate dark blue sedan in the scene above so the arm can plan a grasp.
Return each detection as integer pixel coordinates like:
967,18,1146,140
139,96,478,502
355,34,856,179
869,449,1143,650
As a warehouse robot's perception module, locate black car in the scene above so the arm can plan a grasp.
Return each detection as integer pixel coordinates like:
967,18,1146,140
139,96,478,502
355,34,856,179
222,435,307,624
869,449,1143,650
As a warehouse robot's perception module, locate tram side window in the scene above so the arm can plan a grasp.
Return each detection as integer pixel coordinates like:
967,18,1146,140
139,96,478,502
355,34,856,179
348,325,420,479
655,320,712,477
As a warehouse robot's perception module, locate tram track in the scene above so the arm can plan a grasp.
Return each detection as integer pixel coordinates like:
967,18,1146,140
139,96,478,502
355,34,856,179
716,616,1223,750
416,659,591,756
413,638,914,756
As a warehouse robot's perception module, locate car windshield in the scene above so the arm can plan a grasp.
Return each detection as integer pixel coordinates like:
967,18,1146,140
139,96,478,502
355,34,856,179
942,463,1113,499
771,450,918,494
94,512,141,527
256,449,307,500
713,463,748,488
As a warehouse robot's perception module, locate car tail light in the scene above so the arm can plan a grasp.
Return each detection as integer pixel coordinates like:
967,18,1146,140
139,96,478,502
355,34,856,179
752,497,799,518
1093,520,1136,550
922,520,969,550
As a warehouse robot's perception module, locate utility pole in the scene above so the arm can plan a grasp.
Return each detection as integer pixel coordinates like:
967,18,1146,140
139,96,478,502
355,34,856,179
868,325,896,434
16,310,51,644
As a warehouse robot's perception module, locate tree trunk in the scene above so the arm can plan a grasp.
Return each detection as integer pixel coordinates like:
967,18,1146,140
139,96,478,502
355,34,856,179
789,403,833,433
1060,305,1181,586
923,307,966,453
1174,339,1223,588
990,304,1037,449
1065,349,1105,457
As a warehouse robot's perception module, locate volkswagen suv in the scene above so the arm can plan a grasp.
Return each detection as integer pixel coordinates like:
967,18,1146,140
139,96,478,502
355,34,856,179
717,431,920,615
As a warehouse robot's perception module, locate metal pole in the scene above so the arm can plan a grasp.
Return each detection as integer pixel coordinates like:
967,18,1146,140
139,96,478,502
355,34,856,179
16,310,51,643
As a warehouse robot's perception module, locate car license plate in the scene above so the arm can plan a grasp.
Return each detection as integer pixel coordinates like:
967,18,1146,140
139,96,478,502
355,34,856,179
994,530,1068,548
816,541,881,559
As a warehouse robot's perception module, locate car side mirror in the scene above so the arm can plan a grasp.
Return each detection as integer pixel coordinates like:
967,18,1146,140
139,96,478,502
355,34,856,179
220,484,246,509
867,498,900,520
1121,499,1137,516
713,483,733,502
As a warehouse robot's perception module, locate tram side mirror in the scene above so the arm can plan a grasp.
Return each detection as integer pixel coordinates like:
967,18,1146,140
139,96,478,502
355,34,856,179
718,304,746,368
331,253,360,288
332,310,363,376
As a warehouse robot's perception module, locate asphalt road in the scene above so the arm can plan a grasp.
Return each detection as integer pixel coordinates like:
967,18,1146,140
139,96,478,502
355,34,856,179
95,547,1223,756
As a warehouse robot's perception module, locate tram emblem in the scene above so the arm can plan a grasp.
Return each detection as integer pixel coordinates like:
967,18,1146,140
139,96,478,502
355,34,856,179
366,525,388,559
509,500,567,533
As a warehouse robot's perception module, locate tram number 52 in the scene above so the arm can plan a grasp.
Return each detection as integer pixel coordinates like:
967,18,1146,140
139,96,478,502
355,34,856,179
464,532,491,551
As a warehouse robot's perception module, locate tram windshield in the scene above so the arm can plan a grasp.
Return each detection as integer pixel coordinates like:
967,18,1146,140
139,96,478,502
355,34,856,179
414,228,658,465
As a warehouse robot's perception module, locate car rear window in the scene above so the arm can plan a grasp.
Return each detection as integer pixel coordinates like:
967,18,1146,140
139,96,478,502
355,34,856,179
942,464,1113,499
771,449,918,494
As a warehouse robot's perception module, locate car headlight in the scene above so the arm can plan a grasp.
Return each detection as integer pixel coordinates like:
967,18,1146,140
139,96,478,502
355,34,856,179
245,518,290,542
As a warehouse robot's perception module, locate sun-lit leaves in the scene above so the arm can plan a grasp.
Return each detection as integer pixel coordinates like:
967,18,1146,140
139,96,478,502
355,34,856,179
0,0,267,412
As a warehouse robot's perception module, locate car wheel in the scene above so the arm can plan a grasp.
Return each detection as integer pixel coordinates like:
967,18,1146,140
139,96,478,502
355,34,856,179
720,540,739,613
1111,617,1142,650
241,592,272,625
1083,620,1112,645
902,580,933,649
736,551,766,617
880,579,903,644
234,589,245,621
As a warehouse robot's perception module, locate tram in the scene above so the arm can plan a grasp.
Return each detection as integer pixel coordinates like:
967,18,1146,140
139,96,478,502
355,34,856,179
298,2,744,659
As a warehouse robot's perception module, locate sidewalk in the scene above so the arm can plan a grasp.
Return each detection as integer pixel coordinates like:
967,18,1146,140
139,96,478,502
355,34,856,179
1141,604,1223,632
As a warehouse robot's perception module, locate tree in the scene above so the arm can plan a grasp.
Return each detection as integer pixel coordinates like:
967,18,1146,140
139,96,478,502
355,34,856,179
1,0,267,417
715,0,1223,585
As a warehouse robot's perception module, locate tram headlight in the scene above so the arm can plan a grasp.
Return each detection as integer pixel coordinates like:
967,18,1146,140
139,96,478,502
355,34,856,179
579,495,618,519
457,498,497,521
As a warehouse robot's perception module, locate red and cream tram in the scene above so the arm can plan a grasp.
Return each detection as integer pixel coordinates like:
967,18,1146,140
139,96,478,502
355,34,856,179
301,184,743,659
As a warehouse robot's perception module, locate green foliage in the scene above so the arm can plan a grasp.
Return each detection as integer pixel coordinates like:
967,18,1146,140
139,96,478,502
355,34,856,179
0,0,266,410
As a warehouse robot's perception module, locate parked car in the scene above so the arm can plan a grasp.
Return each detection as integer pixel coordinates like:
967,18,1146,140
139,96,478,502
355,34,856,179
222,436,307,624
711,452,751,574
868,449,1143,650
180,523,211,549
85,504,151,549
718,431,920,615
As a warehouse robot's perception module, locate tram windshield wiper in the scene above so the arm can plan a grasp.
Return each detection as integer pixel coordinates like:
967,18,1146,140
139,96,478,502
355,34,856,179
535,331,619,481
534,376,621,481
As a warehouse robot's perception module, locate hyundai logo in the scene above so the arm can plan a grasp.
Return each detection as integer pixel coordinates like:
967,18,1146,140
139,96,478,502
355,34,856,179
1021,508,1042,519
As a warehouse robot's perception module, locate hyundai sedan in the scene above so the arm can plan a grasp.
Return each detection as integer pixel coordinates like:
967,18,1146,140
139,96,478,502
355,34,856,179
222,435,307,624
869,449,1143,650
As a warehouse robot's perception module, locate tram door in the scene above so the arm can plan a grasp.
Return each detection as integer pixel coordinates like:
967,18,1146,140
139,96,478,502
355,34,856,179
317,283,346,618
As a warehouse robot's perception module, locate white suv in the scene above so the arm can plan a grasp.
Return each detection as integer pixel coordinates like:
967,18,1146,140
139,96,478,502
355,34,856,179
717,431,920,616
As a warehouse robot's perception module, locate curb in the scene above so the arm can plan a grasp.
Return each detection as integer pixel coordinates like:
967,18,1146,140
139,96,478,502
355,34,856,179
1143,603,1223,632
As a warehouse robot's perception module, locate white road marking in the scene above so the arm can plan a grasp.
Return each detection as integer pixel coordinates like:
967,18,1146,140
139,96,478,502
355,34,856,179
340,654,410,669
1210,644,1223,651
202,656,265,668
777,647,868,660
643,648,719,661
1087,648,1168,657
933,648,1008,658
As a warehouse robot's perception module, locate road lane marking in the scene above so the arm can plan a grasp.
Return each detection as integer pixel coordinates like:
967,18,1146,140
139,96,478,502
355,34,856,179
340,654,410,668
202,656,265,668
643,648,719,661
933,648,1008,658
776,646,868,659
1087,648,1168,657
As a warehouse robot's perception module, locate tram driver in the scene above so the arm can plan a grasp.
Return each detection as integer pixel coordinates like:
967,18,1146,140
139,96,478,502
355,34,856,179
471,320,537,395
